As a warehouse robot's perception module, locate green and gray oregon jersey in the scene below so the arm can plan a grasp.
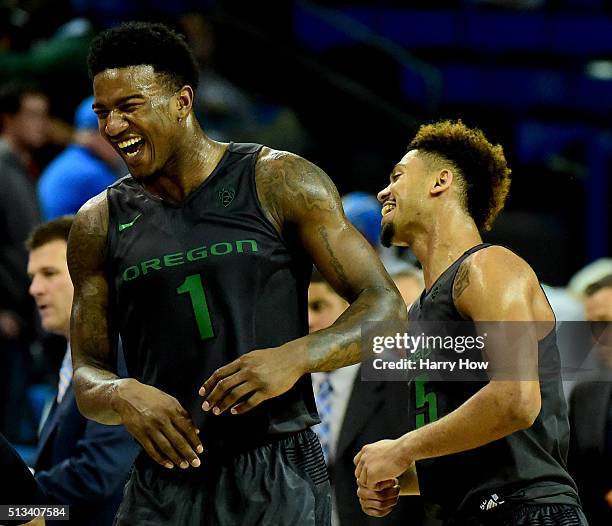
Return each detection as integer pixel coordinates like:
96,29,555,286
106,143,318,453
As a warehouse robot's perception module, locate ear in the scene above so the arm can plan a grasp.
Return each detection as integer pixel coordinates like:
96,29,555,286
430,168,453,196
175,85,194,119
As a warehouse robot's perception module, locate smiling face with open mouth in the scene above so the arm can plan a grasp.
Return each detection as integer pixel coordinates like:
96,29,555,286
377,149,434,248
92,65,181,180
117,136,145,157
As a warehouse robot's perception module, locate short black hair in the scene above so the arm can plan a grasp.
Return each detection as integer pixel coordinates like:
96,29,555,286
585,274,612,298
87,21,199,92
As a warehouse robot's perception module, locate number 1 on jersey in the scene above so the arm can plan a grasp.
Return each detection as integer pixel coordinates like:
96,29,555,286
176,274,214,340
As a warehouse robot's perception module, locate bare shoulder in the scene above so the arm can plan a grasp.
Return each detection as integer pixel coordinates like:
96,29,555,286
67,191,109,277
454,245,547,320
254,147,342,229
77,190,108,224
470,246,537,286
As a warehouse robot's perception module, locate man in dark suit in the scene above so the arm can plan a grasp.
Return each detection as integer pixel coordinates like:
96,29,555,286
26,216,140,525
569,275,612,525
1,431,46,525
309,268,427,526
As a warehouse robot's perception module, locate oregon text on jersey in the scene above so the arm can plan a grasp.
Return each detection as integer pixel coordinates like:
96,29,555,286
121,239,259,282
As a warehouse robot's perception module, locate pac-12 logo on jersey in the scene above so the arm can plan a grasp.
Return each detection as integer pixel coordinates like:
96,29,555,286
218,186,235,207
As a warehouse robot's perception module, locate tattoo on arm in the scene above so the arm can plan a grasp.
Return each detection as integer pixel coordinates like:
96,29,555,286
256,148,355,294
316,224,350,291
256,149,406,373
308,339,361,371
255,148,339,233
453,261,471,303
305,289,387,371
67,193,121,421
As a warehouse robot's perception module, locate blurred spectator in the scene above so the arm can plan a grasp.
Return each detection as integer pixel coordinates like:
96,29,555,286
342,192,380,249
27,217,140,526
0,81,48,442
38,96,121,219
0,431,47,525
309,268,426,526
392,266,425,308
0,8,92,123
0,18,91,84
584,274,612,325
542,282,586,400
567,258,612,300
0,82,49,180
568,274,612,526
541,283,585,321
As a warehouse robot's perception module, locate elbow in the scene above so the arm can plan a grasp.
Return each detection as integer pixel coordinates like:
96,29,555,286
506,383,541,430
74,388,92,420
72,369,85,408
72,368,94,419
385,286,408,322
360,285,407,322
395,295,408,322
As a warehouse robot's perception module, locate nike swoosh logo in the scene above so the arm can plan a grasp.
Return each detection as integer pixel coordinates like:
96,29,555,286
118,213,142,232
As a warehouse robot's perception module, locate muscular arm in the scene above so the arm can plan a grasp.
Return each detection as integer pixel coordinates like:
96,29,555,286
69,193,203,469
398,248,545,461
355,247,550,486
256,149,406,371
200,150,405,415
68,192,122,424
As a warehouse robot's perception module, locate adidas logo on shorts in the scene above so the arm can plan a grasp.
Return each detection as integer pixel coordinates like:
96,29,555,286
479,493,505,512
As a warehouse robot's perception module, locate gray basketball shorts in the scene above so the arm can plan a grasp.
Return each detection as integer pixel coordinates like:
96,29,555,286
444,503,588,526
114,428,332,526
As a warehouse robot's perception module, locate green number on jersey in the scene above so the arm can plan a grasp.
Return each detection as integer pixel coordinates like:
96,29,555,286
415,376,438,429
176,274,214,340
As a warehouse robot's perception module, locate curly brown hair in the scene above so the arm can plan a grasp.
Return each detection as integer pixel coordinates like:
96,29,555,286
408,120,511,231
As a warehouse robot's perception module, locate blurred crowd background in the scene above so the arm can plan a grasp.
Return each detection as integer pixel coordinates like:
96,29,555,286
1,0,611,524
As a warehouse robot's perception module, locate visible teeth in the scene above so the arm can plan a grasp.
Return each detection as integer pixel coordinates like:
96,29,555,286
382,203,396,216
117,137,142,149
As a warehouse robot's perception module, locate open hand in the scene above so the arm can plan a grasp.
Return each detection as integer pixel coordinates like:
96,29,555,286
199,345,305,415
113,379,203,470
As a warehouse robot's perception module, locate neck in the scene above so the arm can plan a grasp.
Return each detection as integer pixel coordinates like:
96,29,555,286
143,119,227,203
2,133,32,167
409,208,483,290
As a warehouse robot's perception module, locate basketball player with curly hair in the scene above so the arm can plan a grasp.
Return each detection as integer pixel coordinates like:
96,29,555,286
354,121,587,526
